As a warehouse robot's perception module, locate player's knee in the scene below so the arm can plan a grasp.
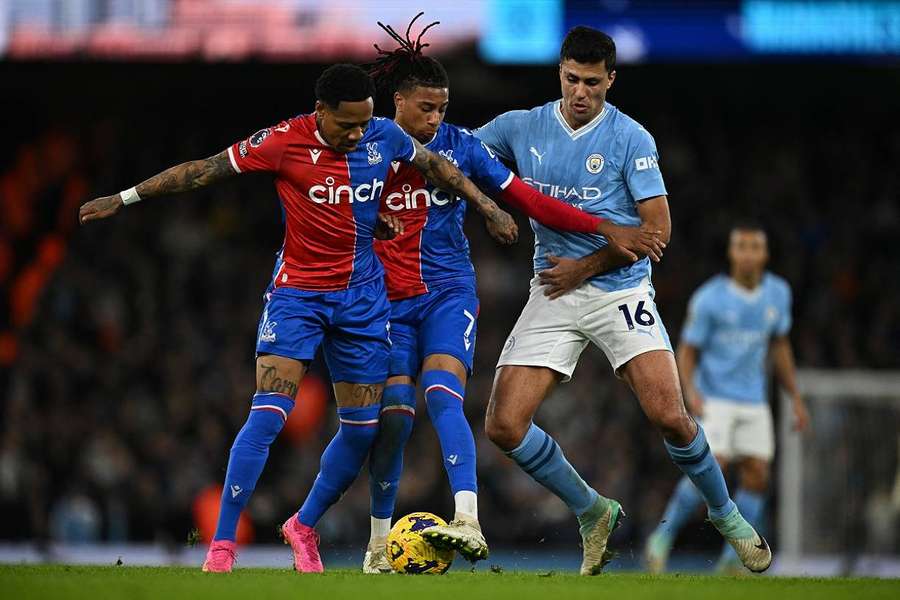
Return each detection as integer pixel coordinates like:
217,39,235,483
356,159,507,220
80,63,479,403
740,460,770,492
484,413,526,452
651,408,695,446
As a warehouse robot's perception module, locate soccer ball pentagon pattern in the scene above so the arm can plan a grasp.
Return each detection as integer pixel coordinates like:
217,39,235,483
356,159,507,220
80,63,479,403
386,512,455,574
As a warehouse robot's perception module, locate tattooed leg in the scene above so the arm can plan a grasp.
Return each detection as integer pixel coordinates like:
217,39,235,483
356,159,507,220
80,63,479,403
212,354,304,543
296,380,385,528
256,355,305,399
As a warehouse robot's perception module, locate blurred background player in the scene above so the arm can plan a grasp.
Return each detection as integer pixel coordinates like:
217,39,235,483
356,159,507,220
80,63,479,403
77,63,526,574
644,222,810,573
360,15,664,573
475,26,772,575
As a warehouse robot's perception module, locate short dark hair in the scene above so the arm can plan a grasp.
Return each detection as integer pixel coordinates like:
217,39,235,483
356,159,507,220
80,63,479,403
730,219,767,236
315,64,376,109
560,26,616,71
368,13,449,95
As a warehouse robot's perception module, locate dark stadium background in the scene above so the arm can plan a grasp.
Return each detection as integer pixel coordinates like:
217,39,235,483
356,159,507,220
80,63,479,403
1,50,898,563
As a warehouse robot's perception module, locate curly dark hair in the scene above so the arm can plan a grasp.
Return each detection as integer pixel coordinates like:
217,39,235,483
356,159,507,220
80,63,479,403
314,63,376,109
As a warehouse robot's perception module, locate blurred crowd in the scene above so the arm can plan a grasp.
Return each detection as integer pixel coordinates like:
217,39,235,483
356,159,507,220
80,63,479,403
1,61,898,555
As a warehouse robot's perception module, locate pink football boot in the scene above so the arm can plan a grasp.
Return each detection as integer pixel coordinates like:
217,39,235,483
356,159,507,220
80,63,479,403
281,516,324,573
202,540,237,573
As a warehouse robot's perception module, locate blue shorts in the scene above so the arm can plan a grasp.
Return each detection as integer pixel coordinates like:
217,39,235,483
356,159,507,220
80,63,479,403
256,279,391,384
389,280,479,378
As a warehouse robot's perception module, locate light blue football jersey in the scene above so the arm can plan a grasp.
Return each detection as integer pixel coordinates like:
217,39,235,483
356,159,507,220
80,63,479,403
475,100,667,292
681,272,793,404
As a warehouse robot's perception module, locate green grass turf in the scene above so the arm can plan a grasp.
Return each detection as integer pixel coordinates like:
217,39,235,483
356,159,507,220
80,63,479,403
1,566,896,600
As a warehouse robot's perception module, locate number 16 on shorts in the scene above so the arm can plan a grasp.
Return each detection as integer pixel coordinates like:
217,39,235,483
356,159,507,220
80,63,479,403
617,300,656,330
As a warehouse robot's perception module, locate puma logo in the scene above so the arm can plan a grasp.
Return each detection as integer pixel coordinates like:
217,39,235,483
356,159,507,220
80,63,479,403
529,146,545,164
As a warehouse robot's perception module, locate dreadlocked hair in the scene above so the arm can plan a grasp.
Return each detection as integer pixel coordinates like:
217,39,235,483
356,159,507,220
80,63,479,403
368,12,449,95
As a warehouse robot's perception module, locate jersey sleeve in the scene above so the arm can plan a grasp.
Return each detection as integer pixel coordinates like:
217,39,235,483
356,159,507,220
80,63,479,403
775,283,793,336
473,110,527,162
622,125,667,202
681,290,713,347
227,121,290,173
380,119,417,163
465,131,514,192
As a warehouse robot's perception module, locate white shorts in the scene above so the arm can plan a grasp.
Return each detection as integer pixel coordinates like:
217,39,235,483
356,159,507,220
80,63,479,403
497,276,672,381
701,398,775,461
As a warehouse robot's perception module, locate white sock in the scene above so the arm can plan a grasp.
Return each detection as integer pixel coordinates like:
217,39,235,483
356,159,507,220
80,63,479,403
370,516,391,542
454,490,478,521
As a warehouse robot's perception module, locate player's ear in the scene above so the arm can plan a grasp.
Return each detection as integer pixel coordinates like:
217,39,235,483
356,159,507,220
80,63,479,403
315,100,327,120
393,91,405,112
607,69,616,89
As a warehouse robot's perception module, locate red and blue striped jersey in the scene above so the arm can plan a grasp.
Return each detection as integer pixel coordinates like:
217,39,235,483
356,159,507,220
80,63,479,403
228,114,415,292
375,122,513,301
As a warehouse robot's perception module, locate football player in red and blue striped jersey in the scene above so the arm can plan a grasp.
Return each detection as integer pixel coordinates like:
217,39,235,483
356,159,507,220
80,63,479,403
79,63,524,574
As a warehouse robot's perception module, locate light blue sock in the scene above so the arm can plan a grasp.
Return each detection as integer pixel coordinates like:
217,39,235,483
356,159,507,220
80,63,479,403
369,384,416,519
719,488,765,563
298,404,380,527
506,423,598,516
214,392,294,541
664,424,735,520
423,370,477,494
654,476,704,541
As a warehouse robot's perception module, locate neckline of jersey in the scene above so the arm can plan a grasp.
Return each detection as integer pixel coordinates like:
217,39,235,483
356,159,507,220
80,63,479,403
554,100,610,140
728,276,765,302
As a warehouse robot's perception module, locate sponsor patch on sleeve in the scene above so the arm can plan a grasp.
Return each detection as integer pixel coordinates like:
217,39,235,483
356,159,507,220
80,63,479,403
249,128,272,148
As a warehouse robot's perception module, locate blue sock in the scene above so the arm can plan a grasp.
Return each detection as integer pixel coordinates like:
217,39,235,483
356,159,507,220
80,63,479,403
720,488,765,562
298,404,380,527
655,476,704,541
423,370,477,495
369,384,416,519
506,422,598,516
214,392,294,541
664,424,735,520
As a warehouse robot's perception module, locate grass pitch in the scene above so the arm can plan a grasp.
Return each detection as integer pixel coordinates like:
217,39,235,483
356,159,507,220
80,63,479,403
1,566,896,600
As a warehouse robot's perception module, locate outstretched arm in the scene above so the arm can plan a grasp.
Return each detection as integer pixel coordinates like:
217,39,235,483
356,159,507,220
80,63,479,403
538,195,670,299
409,138,518,244
498,177,664,260
79,150,237,224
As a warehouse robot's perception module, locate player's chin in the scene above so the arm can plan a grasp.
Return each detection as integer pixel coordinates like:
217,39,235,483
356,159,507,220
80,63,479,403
338,142,359,153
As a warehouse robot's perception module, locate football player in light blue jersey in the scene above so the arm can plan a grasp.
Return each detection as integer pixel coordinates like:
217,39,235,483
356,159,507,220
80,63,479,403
476,26,772,575
645,223,809,573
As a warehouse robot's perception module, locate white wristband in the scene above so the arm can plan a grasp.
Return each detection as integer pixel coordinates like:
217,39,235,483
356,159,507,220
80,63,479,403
120,186,141,205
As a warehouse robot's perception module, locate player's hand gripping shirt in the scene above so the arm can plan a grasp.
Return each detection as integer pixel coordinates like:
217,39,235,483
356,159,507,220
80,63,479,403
228,114,415,292
475,100,667,293
374,122,513,301
681,272,793,404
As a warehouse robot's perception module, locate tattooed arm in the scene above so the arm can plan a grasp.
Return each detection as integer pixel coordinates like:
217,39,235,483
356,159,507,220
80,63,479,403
79,150,237,224
409,138,518,244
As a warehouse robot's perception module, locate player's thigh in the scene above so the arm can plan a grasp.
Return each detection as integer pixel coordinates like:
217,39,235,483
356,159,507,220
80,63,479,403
333,381,384,408
486,365,561,450
418,283,478,380
496,277,587,382
325,279,391,388
255,289,329,366
701,398,741,460
388,309,421,382
733,403,775,464
579,279,673,377
255,354,307,399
